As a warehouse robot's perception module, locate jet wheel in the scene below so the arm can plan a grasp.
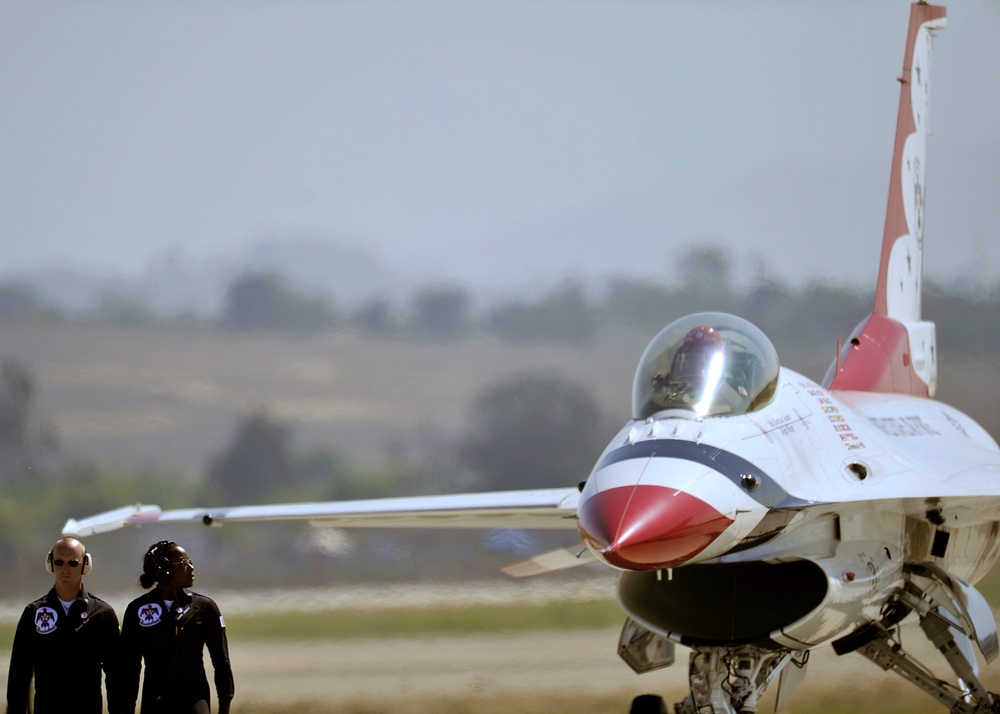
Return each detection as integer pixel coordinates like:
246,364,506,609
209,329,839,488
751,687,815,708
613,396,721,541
629,693,667,714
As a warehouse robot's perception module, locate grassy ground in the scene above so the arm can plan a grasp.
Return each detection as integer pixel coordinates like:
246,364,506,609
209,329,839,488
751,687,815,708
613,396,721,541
6,568,999,646
224,599,624,641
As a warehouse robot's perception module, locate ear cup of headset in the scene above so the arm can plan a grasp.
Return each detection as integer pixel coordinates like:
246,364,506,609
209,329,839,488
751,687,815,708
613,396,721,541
45,550,54,574
149,541,173,580
157,557,172,580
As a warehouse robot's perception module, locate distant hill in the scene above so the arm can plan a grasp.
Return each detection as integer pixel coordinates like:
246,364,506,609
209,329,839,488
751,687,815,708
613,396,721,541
6,322,645,477
3,234,424,318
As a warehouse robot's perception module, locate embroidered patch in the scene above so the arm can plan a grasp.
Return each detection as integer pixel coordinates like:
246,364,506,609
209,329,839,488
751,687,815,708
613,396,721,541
35,607,58,634
137,603,163,627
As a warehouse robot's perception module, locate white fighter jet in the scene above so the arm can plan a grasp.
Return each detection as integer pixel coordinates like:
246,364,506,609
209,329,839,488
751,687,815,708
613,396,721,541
66,4,1000,713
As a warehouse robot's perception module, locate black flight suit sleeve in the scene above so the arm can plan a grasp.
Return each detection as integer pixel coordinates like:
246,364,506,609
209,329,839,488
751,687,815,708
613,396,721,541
99,603,123,714
5,606,36,714
118,601,143,714
204,600,234,714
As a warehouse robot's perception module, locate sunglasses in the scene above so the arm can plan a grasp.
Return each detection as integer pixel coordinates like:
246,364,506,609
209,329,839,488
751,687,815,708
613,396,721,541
52,559,81,568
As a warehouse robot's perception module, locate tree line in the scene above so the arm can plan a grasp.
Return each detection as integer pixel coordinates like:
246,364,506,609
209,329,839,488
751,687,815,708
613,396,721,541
4,247,998,358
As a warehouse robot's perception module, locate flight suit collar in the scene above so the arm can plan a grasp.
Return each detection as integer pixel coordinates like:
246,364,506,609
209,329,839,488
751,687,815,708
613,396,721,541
45,585,90,609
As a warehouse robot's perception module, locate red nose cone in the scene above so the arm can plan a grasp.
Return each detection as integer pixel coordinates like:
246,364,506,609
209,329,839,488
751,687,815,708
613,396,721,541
578,484,732,570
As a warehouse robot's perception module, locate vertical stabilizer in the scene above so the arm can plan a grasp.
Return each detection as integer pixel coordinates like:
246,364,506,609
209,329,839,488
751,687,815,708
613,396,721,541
826,3,945,397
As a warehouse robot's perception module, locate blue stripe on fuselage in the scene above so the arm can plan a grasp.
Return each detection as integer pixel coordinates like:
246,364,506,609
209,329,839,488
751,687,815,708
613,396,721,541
591,439,810,509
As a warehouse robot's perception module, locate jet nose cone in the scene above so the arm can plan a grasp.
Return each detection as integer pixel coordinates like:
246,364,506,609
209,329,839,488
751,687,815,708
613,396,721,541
578,484,733,570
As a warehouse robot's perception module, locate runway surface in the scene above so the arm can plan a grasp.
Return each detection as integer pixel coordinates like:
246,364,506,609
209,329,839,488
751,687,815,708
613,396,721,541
0,628,979,713
2,579,994,713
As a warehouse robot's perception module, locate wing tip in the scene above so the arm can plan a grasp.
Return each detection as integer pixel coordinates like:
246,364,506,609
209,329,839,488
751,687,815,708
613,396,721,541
61,504,163,537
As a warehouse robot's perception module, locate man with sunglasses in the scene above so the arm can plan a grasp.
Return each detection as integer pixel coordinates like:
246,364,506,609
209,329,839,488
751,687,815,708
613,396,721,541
6,536,121,713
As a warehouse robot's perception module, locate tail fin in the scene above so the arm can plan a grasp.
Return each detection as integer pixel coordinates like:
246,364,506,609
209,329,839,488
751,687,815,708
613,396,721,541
825,2,946,397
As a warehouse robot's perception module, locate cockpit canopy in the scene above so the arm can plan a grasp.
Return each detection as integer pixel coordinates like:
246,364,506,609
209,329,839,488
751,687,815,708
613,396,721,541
632,312,780,420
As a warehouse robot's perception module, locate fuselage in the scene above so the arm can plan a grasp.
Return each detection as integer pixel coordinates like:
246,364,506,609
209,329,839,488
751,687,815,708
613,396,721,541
578,365,1000,648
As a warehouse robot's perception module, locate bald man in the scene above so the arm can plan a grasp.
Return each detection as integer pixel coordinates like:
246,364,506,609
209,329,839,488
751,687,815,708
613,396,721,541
6,537,121,714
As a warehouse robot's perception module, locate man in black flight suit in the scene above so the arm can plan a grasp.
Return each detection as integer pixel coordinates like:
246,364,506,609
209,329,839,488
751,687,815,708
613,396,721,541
6,536,120,714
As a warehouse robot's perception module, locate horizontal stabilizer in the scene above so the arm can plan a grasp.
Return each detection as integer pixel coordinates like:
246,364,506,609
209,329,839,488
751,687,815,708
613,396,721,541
501,544,595,578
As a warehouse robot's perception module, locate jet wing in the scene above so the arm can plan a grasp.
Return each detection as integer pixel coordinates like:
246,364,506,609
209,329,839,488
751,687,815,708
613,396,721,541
62,488,582,538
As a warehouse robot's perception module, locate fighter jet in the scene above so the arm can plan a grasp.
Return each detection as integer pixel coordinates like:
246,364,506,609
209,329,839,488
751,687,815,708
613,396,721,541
67,4,1000,713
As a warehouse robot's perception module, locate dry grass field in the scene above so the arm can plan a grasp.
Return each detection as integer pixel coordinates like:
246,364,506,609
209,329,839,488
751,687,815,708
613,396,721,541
6,323,648,475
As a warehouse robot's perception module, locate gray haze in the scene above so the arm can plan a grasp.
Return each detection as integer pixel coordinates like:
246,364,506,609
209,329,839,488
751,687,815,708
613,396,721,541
1,1,998,310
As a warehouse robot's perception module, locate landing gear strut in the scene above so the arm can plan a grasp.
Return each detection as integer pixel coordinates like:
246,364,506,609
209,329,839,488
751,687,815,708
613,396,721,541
672,646,805,714
619,620,807,714
849,564,1000,714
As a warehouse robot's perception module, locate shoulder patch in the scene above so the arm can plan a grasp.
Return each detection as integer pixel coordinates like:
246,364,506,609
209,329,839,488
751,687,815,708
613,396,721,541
137,602,163,627
35,606,59,634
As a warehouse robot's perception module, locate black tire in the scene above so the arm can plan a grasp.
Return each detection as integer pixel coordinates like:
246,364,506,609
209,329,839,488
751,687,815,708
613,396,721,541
629,693,668,714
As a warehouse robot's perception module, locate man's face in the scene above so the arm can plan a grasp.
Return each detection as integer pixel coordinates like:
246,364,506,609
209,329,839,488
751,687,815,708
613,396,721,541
51,542,85,595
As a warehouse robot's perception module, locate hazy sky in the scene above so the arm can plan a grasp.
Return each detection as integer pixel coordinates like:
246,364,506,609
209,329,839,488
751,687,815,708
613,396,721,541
1,0,998,294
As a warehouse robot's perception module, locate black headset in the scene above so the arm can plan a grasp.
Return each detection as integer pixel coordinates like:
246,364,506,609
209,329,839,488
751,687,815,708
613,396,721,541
146,540,177,581
45,548,93,576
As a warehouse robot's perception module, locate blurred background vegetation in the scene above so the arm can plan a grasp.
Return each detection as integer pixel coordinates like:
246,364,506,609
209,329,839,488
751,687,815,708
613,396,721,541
2,244,999,601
